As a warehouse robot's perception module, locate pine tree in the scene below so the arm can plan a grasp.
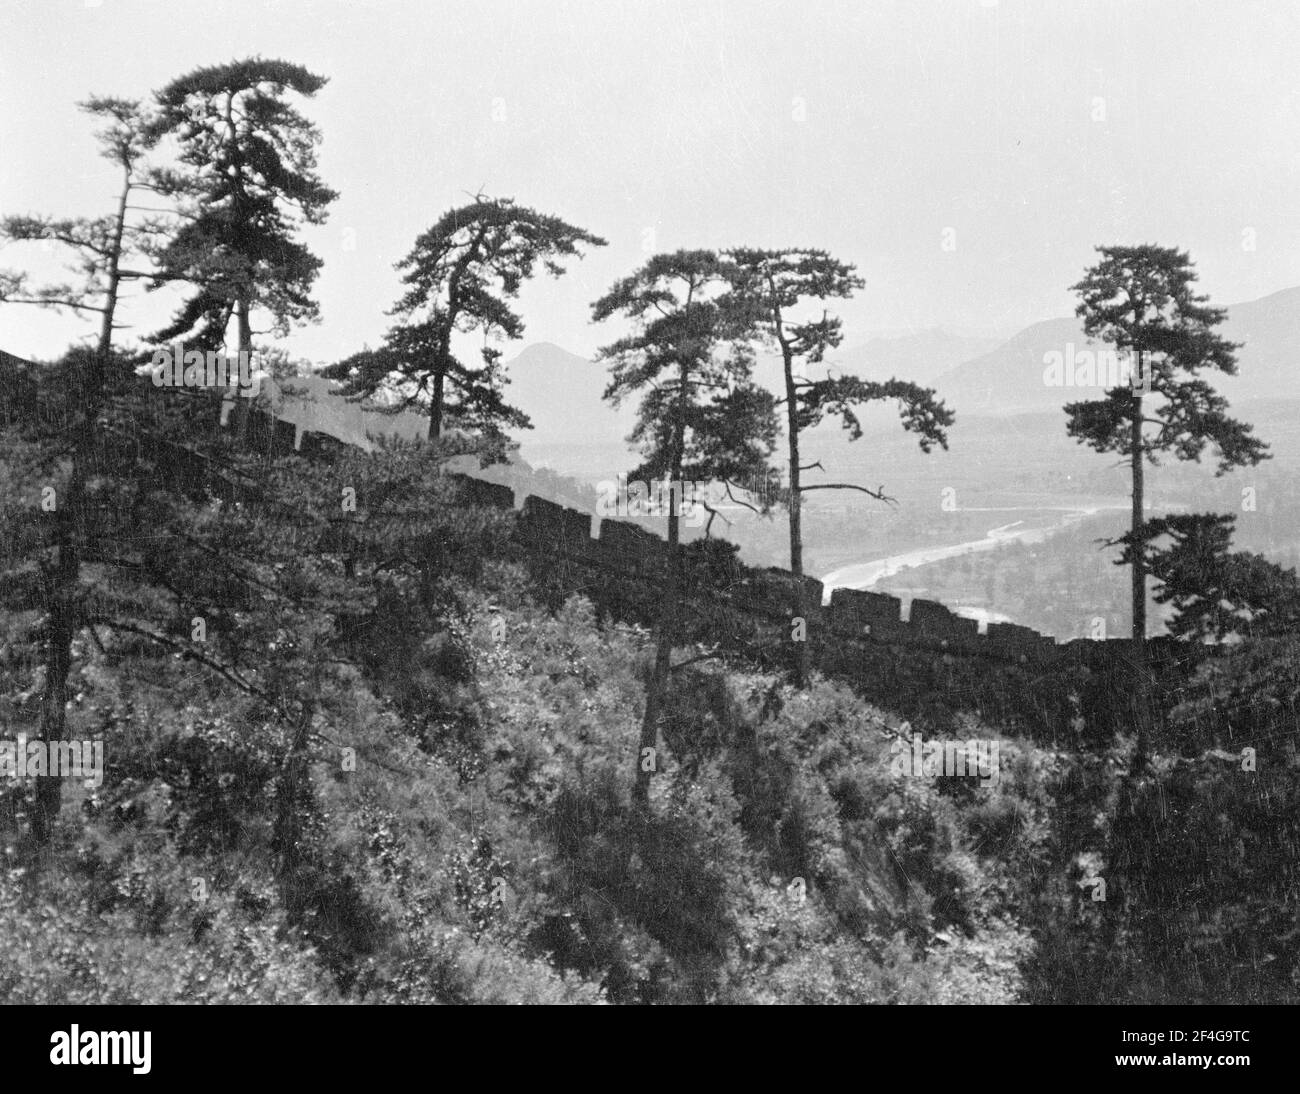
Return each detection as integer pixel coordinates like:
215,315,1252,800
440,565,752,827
1067,244,1269,766
1116,513,1300,641
146,59,338,356
0,96,155,842
726,248,953,687
592,249,778,806
325,195,605,441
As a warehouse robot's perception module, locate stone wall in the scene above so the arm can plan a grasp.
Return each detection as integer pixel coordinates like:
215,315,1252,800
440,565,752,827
461,474,1061,666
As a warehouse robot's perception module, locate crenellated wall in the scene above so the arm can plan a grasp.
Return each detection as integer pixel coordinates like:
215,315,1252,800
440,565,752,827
466,479,1066,666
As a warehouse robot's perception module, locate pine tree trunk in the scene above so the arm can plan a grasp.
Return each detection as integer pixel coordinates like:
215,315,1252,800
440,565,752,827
632,366,688,808
633,491,681,808
782,337,809,688
32,172,127,844
33,540,75,844
233,297,253,441
634,625,673,809
274,703,315,916
427,370,444,441
1130,372,1148,770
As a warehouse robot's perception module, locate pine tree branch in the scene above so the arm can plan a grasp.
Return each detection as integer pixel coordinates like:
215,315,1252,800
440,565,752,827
800,482,896,503
88,616,283,712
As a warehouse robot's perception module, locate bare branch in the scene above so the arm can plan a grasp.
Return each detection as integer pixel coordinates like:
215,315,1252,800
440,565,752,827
719,481,762,515
800,482,897,504
0,294,106,315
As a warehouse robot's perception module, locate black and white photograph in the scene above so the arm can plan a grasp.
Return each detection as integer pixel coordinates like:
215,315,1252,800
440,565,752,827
0,0,1296,1050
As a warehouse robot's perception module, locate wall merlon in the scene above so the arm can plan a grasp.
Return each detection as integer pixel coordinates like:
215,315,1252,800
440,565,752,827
985,621,1048,656
731,568,824,620
829,587,905,637
560,506,598,550
596,517,664,568
450,474,515,511
516,495,568,545
909,598,979,642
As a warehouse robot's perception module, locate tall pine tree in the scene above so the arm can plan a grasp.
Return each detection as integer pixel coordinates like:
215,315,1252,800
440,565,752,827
325,195,604,442
592,250,777,806
1067,244,1269,766
146,59,337,356
726,248,953,687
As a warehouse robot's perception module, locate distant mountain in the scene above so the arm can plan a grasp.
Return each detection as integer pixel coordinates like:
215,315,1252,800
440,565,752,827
738,329,1002,394
280,288,1296,488
503,341,637,441
495,341,636,479
1217,286,1300,404
822,329,1004,386
934,286,1300,415
267,344,635,466
503,331,1001,476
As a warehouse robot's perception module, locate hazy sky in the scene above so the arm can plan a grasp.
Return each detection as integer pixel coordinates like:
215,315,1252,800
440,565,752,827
2,0,1298,365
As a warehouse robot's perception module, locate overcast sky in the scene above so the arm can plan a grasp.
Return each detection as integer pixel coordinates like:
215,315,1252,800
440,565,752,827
2,0,1298,365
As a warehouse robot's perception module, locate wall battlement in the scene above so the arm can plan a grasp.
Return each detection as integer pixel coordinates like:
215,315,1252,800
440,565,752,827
205,384,1210,684
466,480,1075,666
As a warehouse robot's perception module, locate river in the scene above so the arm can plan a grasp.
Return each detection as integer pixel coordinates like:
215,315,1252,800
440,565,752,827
818,504,1128,607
